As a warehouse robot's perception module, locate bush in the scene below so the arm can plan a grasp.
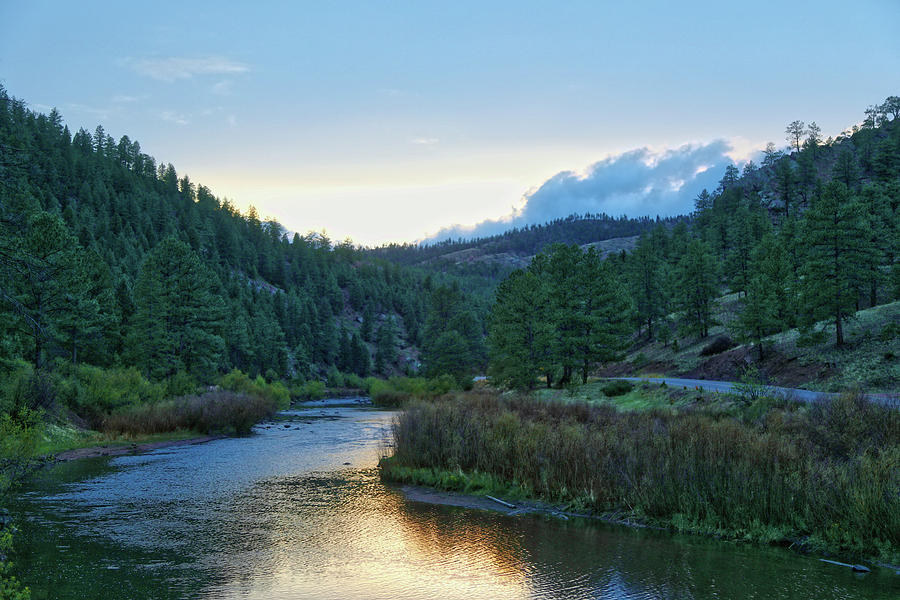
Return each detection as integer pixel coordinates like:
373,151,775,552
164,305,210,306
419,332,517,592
732,365,771,406
601,380,633,397
700,336,735,356
369,376,459,407
102,390,276,436
219,369,289,409
293,380,326,401
66,366,165,425
1,365,57,418
342,373,369,391
165,371,198,398
0,413,40,463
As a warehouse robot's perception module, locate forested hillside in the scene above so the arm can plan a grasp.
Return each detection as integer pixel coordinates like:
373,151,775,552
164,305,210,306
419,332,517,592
0,85,487,387
488,98,900,390
373,213,677,267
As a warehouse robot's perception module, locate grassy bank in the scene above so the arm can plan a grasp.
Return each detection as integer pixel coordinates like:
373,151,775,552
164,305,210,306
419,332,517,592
381,390,900,563
608,298,900,394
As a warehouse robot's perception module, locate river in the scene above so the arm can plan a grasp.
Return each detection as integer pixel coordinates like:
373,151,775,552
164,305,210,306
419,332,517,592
9,400,899,599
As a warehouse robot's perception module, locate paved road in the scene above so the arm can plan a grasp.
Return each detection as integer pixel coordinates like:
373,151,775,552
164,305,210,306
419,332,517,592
609,376,899,408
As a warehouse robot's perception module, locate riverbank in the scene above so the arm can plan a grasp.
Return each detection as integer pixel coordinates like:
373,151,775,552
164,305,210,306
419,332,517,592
53,434,223,461
381,390,900,566
390,472,900,575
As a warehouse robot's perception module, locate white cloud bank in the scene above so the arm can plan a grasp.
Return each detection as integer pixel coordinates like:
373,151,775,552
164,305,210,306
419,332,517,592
427,140,735,242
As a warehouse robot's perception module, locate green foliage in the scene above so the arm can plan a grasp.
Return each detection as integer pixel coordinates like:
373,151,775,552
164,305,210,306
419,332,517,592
1,86,483,389
731,365,771,406
369,375,456,407
70,365,165,416
487,270,551,389
0,526,30,599
675,239,718,339
489,244,633,389
128,237,226,379
292,380,326,401
218,369,289,410
601,380,633,397
800,182,881,346
421,285,485,380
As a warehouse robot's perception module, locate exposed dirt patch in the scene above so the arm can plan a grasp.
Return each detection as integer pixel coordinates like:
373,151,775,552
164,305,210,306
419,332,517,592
681,346,835,388
596,360,677,377
680,347,751,381
759,353,836,388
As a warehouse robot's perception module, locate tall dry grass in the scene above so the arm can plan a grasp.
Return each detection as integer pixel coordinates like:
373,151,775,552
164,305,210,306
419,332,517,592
387,391,900,558
102,390,278,436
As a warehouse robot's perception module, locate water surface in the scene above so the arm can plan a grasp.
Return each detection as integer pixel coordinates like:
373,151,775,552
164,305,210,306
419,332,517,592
11,401,898,599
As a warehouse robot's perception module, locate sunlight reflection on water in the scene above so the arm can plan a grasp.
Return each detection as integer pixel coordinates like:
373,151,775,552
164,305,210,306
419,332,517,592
13,403,900,600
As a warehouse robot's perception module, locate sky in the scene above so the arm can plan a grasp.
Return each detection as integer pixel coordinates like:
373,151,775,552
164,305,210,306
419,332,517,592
1,1,899,246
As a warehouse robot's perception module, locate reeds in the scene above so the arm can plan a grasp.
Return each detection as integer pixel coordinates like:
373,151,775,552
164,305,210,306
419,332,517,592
386,391,900,558
102,390,278,436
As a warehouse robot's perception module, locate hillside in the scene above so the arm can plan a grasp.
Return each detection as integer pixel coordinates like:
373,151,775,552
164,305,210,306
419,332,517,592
370,213,677,277
0,85,487,385
486,97,900,391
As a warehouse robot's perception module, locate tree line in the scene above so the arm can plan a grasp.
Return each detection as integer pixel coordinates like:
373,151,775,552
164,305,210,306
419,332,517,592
488,97,900,386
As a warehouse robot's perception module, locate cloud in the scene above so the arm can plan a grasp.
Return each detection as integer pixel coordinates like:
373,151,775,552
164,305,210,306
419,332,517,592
426,140,736,242
159,110,190,125
211,80,234,95
126,56,249,82
411,137,439,146
111,94,140,103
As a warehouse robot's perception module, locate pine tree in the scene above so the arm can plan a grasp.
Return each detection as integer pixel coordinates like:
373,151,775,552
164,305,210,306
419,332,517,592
574,250,633,383
629,236,666,339
735,274,779,360
676,239,718,339
487,269,551,389
129,237,225,379
800,182,878,346
374,318,398,374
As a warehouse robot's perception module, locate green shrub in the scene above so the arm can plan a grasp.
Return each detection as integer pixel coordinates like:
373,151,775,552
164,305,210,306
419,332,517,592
71,365,164,423
369,379,409,407
601,380,633,397
325,367,344,388
219,369,290,409
369,375,460,407
165,371,198,398
1,365,57,418
0,413,40,462
293,380,326,401
342,373,368,391
0,526,30,600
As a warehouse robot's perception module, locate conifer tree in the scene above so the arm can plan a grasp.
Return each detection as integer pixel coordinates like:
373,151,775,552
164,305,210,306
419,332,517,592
129,237,225,378
800,182,878,346
675,239,718,339
374,318,398,374
487,269,551,389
